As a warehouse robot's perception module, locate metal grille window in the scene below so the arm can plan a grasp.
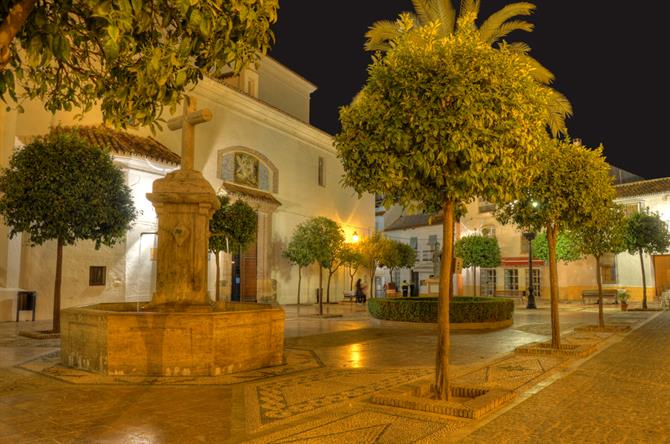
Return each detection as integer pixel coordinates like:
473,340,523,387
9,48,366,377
481,225,496,238
478,200,496,213
89,266,106,286
480,269,496,296
504,269,519,290
622,202,640,217
600,253,618,284
529,269,541,297
318,157,325,187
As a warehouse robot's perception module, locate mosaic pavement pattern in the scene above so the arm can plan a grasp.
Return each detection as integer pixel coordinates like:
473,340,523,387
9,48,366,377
244,367,433,432
244,407,467,444
17,348,322,385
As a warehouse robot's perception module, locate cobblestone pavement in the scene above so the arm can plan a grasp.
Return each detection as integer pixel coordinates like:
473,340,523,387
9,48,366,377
457,311,670,444
0,302,663,443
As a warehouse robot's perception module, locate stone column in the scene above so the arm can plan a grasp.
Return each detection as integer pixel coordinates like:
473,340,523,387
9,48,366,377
147,169,220,307
256,210,273,303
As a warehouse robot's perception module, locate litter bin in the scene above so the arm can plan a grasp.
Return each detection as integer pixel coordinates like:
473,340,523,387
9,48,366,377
401,285,409,297
17,291,36,322
315,288,323,303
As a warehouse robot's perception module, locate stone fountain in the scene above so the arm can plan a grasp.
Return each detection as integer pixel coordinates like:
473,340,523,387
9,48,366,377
60,97,284,376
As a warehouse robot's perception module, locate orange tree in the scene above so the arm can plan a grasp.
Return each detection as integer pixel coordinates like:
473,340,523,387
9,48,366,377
0,0,277,128
209,195,257,302
335,15,554,400
497,140,616,348
573,203,626,327
623,211,670,309
0,130,136,333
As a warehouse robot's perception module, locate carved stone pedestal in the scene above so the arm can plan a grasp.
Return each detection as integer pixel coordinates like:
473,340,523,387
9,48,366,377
146,169,220,307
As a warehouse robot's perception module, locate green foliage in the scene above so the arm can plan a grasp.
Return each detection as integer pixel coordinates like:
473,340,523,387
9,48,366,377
339,244,364,270
380,239,417,272
0,130,136,247
358,232,388,280
624,211,670,256
364,0,571,135
367,296,514,323
496,140,616,233
208,195,257,255
531,231,581,263
336,16,553,212
574,203,626,259
0,0,278,128
289,216,345,270
283,229,315,269
454,234,501,269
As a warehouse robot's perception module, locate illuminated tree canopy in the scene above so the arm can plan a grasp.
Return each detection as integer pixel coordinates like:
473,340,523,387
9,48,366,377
0,0,278,128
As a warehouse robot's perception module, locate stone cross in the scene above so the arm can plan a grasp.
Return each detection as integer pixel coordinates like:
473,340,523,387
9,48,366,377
167,95,212,171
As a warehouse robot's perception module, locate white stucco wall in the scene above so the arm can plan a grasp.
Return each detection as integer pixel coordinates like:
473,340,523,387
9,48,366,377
146,79,374,305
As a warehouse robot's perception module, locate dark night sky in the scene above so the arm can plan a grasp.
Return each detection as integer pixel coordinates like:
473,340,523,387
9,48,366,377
269,1,669,179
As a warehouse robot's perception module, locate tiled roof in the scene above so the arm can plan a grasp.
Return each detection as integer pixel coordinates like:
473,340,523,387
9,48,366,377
51,125,181,165
221,181,281,207
384,213,442,232
615,177,670,198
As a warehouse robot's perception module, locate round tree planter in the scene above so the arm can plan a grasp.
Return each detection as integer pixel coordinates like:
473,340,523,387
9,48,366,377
368,296,514,330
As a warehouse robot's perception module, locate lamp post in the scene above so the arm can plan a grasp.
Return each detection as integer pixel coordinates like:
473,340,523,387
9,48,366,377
523,232,537,309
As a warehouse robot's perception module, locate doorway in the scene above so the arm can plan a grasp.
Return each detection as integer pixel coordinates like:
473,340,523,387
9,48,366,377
653,254,670,297
231,240,258,302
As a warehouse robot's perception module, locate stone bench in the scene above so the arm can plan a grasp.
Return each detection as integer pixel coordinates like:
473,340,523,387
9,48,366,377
343,291,356,302
582,289,618,304
493,290,526,304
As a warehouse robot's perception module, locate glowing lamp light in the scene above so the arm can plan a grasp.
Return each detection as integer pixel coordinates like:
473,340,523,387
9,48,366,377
351,231,359,243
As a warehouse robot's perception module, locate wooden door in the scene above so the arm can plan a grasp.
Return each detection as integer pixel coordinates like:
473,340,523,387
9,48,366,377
653,255,670,296
240,241,257,302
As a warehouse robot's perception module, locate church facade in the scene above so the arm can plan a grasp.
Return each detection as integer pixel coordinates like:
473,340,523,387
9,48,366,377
0,57,374,321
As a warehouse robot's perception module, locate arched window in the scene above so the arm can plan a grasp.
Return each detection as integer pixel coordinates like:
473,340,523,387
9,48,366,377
217,147,278,193
481,225,496,238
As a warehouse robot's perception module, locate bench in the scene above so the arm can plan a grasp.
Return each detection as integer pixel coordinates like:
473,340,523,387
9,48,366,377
493,289,526,304
343,291,356,302
582,289,618,304
385,290,401,298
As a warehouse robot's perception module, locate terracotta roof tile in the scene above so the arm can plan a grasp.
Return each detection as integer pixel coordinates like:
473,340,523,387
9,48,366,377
221,181,281,207
385,213,442,231
615,177,670,198
52,125,180,165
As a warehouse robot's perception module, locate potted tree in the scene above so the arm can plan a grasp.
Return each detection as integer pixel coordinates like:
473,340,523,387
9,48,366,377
617,289,630,311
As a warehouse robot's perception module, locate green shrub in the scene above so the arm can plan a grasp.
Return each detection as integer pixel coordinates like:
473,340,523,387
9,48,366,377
367,296,514,324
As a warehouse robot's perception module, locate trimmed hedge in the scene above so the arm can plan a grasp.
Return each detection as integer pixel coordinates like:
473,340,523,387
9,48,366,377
367,296,514,324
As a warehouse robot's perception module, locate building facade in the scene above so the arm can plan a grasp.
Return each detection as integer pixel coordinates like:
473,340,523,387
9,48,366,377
0,57,374,321
381,175,670,303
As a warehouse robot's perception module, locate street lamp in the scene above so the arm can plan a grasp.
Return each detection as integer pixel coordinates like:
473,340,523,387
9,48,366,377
522,232,537,309
351,231,359,243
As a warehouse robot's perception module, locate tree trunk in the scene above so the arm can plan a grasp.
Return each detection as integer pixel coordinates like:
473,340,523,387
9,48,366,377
297,266,302,305
52,238,64,334
0,0,37,67
639,249,647,309
350,266,355,291
474,266,478,297
547,224,560,349
596,255,604,328
326,270,333,304
215,251,221,301
369,261,376,298
318,265,323,316
435,201,455,401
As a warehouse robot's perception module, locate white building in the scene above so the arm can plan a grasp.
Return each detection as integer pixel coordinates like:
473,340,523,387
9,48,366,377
0,57,374,321
381,174,670,302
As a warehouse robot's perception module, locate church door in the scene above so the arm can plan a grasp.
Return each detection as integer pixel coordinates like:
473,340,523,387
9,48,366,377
240,241,258,302
232,239,258,302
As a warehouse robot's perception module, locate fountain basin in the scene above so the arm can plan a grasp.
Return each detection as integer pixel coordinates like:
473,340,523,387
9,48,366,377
60,302,284,376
